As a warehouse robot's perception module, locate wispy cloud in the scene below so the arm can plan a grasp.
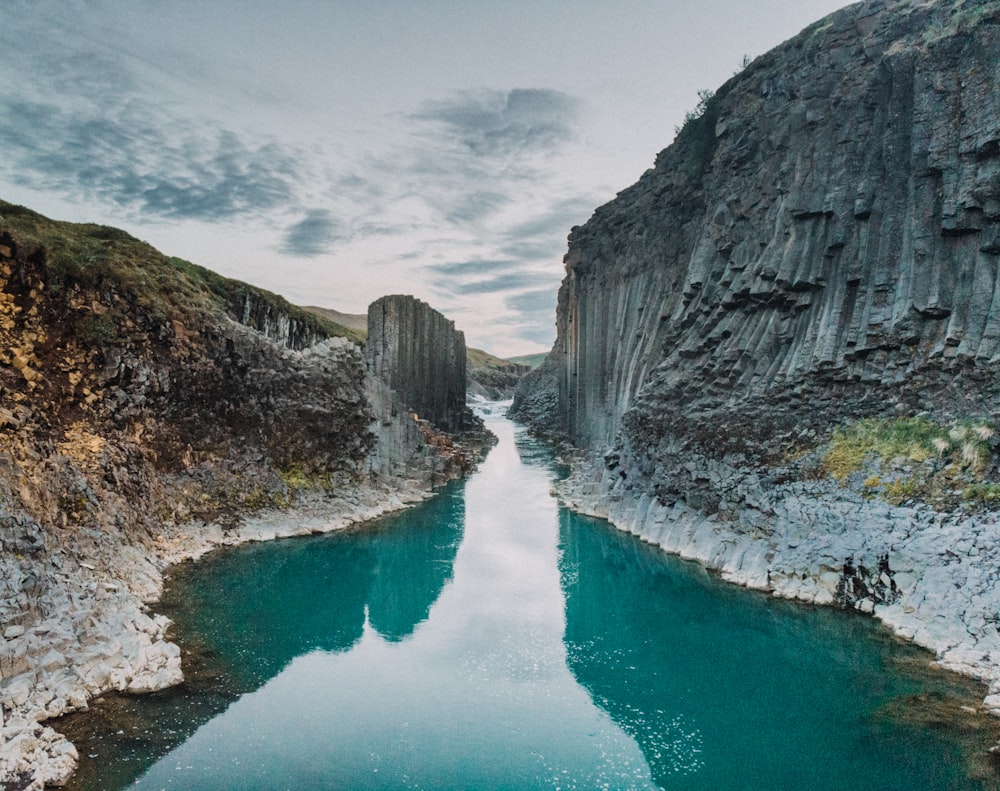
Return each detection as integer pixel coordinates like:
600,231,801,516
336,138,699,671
506,288,557,314
428,259,519,278
410,88,582,159
452,272,543,295
280,209,342,256
443,191,511,224
0,12,303,224
0,93,300,221
0,1,589,353
496,198,595,261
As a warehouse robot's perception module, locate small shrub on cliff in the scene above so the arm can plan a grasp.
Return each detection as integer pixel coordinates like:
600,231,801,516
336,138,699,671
883,477,920,505
962,482,1000,506
673,88,720,179
74,311,122,348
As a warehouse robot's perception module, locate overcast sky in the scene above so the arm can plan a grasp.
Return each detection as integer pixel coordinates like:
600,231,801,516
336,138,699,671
1,0,848,356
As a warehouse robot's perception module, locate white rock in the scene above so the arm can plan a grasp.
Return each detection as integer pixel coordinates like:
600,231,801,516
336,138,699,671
1,676,34,708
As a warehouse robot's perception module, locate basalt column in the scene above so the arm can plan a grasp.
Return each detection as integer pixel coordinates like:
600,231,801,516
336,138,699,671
366,294,470,433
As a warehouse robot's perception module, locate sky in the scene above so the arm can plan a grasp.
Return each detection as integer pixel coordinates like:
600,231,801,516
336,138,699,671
0,0,849,356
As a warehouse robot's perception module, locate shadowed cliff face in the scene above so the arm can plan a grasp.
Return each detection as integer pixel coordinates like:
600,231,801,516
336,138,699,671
513,0,1000,459
367,294,472,433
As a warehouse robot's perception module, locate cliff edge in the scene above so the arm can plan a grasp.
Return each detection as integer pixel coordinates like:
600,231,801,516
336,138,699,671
515,0,1000,450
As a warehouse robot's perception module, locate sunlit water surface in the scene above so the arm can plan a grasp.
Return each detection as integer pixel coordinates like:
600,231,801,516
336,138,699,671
61,407,997,790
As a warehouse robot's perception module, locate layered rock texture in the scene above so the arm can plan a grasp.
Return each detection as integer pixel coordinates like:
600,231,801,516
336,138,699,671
513,0,1000,721
0,202,485,788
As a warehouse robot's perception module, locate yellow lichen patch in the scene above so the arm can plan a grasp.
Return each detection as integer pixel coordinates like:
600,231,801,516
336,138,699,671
58,423,107,466
10,345,41,385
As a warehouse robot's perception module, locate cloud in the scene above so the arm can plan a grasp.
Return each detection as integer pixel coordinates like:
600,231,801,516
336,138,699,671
515,322,557,347
444,190,510,224
506,288,556,314
0,12,304,224
428,259,518,278
453,272,541,295
0,92,300,221
410,88,582,159
280,209,341,256
428,258,562,300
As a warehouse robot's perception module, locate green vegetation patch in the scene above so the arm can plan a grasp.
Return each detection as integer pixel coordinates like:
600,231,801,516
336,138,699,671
673,88,722,179
820,416,999,508
823,416,947,481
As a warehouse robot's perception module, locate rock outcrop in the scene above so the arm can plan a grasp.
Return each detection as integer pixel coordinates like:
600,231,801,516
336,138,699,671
0,203,486,788
513,0,1000,721
367,295,475,433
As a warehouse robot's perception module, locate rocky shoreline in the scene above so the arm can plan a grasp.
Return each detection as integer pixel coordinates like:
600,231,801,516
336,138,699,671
0,477,439,790
554,451,1000,723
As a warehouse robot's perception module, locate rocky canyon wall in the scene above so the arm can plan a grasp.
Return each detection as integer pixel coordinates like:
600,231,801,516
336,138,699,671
514,0,1000,458
0,205,488,788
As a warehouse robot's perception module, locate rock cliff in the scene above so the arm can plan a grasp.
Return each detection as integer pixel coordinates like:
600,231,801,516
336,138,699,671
512,0,1000,731
367,295,475,433
0,202,485,788
515,0,1000,451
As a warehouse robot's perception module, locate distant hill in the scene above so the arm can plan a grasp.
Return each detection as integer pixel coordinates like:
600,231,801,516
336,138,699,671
505,353,546,369
302,306,368,338
467,347,531,400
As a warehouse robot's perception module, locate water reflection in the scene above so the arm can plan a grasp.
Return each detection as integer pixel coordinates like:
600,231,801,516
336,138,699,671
559,511,986,789
174,483,466,683
114,414,656,791
59,485,465,790
59,412,996,791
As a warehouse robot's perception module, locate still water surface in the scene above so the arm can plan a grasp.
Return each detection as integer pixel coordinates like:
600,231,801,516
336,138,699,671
64,408,995,789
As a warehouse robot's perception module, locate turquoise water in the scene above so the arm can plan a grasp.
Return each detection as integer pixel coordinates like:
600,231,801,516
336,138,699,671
62,410,995,790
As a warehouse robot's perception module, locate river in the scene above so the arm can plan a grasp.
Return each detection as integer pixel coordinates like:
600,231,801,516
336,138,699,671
60,406,997,789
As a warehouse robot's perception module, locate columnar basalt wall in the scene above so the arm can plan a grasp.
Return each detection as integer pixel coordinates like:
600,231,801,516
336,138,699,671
513,0,1000,457
367,295,470,433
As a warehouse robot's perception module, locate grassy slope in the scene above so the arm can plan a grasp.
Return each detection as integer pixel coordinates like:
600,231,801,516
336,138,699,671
301,305,368,337
0,199,362,344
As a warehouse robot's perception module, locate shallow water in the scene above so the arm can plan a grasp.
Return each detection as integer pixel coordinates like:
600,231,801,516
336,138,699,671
61,409,998,790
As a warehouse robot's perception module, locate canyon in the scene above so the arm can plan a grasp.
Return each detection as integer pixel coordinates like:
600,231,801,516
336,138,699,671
6,0,1000,785
0,202,489,789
